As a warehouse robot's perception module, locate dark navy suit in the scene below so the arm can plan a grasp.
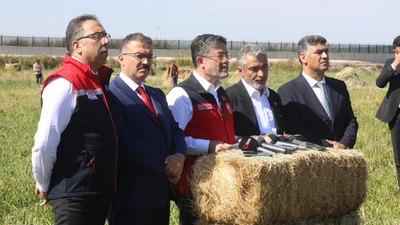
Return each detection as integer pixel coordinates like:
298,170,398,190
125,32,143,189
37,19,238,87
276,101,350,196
278,73,358,148
108,75,186,225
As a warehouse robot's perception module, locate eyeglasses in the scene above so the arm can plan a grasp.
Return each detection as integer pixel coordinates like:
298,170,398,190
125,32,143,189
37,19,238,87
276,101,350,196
121,52,153,62
200,52,230,61
76,31,111,42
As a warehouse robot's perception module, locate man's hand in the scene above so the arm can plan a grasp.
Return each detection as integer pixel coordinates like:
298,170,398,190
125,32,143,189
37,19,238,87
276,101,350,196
392,48,400,69
164,153,185,184
35,187,49,207
208,140,232,153
325,139,346,150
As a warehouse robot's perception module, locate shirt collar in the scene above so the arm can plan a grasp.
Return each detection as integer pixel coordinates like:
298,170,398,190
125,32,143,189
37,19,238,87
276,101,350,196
193,71,222,92
119,73,144,91
302,71,326,87
240,78,269,97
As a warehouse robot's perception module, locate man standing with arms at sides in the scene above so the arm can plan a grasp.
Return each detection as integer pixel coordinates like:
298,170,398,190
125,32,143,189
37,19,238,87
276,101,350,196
167,59,180,86
376,35,400,190
32,14,117,225
226,44,284,137
107,33,186,225
166,34,235,225
278,35,358,149
33,59,43,84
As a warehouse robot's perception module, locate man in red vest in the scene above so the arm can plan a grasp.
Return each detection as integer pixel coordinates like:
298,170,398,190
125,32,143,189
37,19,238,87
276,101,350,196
32,14,117,225
167,33,236,225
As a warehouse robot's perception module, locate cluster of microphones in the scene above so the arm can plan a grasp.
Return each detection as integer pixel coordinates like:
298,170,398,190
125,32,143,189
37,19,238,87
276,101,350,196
237,134,325,156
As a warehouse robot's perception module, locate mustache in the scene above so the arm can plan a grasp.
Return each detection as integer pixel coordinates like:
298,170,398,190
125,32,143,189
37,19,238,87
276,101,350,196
138,65,150,70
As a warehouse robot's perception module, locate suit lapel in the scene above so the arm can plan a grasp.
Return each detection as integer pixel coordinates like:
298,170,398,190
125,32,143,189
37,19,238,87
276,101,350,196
297,75,331,121
115,76,160,124
237,82,259,127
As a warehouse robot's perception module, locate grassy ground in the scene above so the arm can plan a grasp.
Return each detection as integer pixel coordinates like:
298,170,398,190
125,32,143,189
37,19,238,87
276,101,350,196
0,59,400,224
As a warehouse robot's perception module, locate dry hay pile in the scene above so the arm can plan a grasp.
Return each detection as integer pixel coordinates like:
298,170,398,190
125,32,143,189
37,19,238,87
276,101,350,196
190,150,367,225
335,67,368,89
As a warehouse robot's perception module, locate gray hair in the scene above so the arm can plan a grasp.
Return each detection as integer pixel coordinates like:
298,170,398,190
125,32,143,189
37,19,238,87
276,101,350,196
120,33,153,53
237,44,267,68
297,35,327,54
190,34,227,67
65,14,99,53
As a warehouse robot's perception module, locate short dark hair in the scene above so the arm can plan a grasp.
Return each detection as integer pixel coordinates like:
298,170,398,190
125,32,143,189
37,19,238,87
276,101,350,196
120,33,153,53
190,34,227,67
393,35,400,49
65,14,99,53
297,35,327,54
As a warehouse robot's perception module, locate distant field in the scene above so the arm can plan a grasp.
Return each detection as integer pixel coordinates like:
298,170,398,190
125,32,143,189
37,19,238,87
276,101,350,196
1,59,400,224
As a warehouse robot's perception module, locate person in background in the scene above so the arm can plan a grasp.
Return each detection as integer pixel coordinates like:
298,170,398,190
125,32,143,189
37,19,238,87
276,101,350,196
107,33,186,225
33,59,43,84
166,33,235,225
31,14,117,225
226,44,284,137
278,35,358,149
376,35,400,190
167,59,180,86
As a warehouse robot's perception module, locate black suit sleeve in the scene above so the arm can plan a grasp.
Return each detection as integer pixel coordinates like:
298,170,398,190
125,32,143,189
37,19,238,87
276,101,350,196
377,59,397,88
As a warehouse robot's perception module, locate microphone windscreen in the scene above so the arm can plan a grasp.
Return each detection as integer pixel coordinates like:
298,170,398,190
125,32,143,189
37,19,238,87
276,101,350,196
238,136,259,152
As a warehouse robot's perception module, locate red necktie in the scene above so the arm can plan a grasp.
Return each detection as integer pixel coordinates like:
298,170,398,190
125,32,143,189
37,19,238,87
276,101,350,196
137,86,157,118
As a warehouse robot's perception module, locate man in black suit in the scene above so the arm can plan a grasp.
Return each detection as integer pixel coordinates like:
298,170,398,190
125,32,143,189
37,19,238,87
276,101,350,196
278,35,358,149
376,35,400,190
226,44,284,137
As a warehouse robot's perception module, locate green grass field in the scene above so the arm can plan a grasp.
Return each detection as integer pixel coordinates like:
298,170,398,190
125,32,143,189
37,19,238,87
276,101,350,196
0,59,400,224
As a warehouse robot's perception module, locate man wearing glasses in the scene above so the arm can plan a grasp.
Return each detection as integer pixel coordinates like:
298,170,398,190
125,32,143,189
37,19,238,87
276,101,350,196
167,33,236,225
107,33,186,225
32,14,117,225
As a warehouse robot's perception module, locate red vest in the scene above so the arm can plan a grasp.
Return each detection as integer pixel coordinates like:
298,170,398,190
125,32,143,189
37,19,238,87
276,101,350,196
177,74,235,195
42,54,118,199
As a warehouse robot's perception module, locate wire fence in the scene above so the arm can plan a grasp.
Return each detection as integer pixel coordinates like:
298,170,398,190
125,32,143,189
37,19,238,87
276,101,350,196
0,35,393,54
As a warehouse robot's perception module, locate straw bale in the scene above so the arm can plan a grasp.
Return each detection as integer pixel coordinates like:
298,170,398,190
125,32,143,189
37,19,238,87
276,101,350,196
190,150,367,225
335,67,368,88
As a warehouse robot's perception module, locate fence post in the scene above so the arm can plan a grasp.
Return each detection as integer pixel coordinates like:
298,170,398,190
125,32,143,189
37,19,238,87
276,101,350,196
230,41,233,50
178,40,180,50
17,36,19,46
1,35,3,46
32,36,34,47
48,37,50,47
349,44,351,53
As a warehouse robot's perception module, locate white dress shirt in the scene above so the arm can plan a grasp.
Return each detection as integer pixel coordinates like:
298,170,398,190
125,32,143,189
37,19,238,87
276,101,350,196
166,71,222,155
302,72,328,99
31,77,76,192
241,79,277,134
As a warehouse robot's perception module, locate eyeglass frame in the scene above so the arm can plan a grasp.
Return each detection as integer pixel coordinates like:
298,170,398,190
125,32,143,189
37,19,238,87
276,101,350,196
199,52,230,62
121,52,154,62
76,31,111,42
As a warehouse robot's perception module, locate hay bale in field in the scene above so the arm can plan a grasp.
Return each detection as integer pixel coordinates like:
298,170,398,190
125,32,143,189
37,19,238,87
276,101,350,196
190,150,367,225
4,63,21,71
335,67,368,88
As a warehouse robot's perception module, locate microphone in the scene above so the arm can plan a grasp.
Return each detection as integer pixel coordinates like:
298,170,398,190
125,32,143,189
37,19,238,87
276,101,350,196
240,136,290,154
264,134,304,151
285,135,325,151
238,136,276,156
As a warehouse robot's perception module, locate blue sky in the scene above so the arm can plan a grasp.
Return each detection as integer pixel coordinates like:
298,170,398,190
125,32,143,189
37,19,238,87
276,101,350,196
0,0,399,45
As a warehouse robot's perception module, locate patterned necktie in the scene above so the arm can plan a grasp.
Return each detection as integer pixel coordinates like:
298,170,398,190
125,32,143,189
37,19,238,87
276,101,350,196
137,86,157,118
315,81,332,120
